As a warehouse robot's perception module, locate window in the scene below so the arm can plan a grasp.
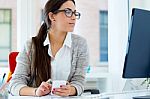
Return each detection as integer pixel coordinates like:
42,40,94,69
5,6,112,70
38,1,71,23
100,11,108,62
0,9,11,62
41,9,44,22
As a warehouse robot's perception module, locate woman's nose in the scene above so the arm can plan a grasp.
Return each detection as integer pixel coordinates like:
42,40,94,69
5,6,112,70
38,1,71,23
71,13,76,20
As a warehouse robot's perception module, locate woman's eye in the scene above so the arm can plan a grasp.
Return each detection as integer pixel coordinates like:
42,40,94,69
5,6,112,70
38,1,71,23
66,10,72,15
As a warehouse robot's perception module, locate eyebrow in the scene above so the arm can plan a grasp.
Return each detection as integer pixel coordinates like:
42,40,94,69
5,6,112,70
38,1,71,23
60,7,76,11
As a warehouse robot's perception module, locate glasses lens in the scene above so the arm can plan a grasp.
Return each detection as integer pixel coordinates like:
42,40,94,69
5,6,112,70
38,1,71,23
65,9,72,17
75,12,80,19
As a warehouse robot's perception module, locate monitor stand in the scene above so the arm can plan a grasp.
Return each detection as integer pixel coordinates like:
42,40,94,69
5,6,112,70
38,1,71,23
133,95,150,99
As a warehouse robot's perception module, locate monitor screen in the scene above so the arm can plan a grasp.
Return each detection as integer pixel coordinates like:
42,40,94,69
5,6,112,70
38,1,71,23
123,8,150,78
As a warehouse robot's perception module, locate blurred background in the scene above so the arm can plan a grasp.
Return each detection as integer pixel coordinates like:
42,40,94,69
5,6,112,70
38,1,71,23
0,0,150,94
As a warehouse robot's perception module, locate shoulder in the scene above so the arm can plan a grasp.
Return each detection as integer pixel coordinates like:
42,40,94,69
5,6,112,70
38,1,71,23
71,34,87,46
21,38,33,53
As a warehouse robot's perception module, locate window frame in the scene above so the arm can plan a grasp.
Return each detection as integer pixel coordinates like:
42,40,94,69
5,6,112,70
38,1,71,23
99,10,108,63
0,9,12,62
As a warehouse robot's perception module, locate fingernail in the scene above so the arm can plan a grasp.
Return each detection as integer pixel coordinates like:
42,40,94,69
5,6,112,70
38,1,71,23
52,91,54,94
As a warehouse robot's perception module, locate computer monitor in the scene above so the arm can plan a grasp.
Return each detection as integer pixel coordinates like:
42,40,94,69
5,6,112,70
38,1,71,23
123,8,150,78
122,8,150,99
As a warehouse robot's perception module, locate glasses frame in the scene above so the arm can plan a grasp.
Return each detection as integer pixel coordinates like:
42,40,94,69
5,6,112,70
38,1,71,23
53,8,81,19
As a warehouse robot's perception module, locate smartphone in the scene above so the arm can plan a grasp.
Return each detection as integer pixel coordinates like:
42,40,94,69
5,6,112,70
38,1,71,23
51,80,66,95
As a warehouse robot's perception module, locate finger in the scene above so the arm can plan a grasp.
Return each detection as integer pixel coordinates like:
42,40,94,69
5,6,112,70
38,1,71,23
39,86,51,95
60,85,70,90
46,83,52,89
53,88,67,94
40,84,48,92
66,81,70,85
39,88,46,94
46,79,52,84
41,82,51,90
53,88,63,92
36,82,51,96
54,88,70,96
37,88,48,96
54,91,68,97
40,84,51,92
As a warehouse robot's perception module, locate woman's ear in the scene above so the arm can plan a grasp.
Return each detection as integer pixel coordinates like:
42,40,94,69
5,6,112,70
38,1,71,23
48,12,56,22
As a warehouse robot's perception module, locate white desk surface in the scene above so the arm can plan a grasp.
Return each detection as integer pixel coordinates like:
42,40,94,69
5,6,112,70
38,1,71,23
100,89,150,99
8,90,150,99
8,94,101,99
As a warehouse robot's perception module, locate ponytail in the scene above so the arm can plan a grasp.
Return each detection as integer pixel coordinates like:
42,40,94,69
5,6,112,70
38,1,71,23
37,22,48,45
31,22,51,87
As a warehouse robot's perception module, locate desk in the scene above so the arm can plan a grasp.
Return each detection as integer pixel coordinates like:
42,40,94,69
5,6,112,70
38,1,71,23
8,90,150,99
100,89,150,99
8,94,101,99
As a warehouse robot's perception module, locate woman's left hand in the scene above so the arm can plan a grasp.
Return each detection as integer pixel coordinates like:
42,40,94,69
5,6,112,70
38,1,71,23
52,84,76,96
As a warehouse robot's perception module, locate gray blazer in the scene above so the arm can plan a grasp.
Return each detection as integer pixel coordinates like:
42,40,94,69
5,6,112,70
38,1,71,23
9,34,89,96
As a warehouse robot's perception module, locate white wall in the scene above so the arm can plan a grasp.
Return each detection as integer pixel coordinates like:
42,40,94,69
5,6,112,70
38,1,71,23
108,0,129,92
75,0,108,67
129,0,150,16
17,0,40,51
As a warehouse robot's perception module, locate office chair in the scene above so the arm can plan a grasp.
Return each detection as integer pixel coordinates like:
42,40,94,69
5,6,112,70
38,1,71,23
9,52,19,73
7,52,19,82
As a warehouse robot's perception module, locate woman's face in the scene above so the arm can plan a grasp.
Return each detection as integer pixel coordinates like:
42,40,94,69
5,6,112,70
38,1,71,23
52,1,77,32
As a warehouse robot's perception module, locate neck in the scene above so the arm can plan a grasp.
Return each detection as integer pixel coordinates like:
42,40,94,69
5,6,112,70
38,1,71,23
48,30,67,44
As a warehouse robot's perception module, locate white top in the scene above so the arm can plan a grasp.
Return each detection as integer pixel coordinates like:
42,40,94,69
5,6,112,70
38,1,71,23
43,33,72,80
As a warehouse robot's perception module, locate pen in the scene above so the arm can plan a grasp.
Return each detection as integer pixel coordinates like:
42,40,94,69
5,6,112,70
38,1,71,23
0,73,11,93
1,73,6,84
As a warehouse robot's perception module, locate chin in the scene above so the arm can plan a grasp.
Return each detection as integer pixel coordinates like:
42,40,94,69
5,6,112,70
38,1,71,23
69,30,74,32
67,28,74,32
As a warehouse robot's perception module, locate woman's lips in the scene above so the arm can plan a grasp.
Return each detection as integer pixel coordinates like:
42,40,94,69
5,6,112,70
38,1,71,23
69,23,75,26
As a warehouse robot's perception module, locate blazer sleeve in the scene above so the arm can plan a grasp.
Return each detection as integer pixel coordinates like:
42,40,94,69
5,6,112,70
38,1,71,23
9,39,32,96
70,38,89,96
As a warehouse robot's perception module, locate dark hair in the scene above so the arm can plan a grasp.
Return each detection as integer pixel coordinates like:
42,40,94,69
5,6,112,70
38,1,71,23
31,0,75,87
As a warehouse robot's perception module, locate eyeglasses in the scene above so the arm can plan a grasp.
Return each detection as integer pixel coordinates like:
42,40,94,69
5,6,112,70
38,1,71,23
53,8,81,19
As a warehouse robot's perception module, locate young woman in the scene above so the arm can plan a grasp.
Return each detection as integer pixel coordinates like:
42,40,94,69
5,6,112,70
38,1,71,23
9,0,89,97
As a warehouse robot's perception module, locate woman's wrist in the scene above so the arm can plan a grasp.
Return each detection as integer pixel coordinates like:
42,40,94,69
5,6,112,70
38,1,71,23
69,86,77,96
34,88,38,96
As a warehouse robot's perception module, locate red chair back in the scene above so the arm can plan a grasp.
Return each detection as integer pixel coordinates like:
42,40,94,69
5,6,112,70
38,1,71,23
9,52,19,74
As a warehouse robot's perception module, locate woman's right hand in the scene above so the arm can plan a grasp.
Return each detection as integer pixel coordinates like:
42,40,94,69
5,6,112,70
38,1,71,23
35,81,52,96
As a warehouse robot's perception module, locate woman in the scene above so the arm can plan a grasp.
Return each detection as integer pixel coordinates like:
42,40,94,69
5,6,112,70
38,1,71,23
9,0,89,97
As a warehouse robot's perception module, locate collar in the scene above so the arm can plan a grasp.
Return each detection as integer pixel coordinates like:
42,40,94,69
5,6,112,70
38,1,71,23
43,32,72,48
63,32,72,48
43,33,50,46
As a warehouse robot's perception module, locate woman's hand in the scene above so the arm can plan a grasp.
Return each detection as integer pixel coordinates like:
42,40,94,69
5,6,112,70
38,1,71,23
52,84,76,96
35,81,52,96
